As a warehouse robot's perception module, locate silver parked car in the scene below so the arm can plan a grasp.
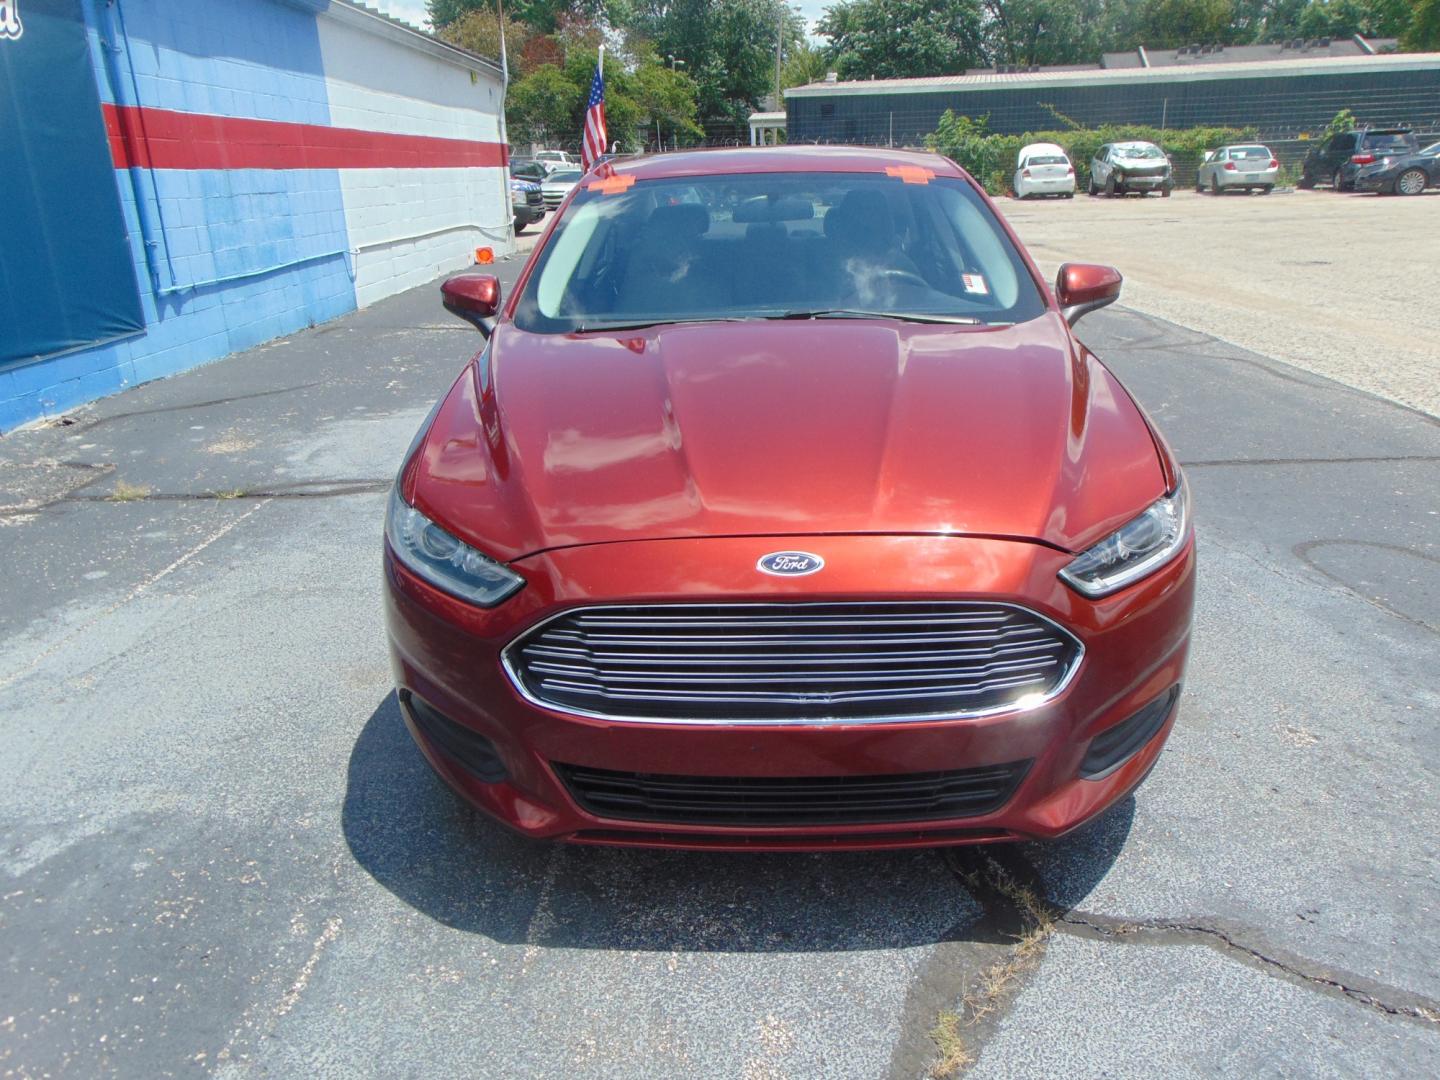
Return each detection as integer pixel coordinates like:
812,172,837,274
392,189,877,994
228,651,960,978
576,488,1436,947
540,168,583,210
1088,141,1173,197
1196,145,1279,195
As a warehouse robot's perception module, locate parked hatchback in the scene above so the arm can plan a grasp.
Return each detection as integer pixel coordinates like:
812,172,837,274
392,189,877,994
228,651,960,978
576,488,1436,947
1300,128,1419,191
1088,142,1172,197
387,147,1195,851
1196,145,1279,194
1013,142,1076,199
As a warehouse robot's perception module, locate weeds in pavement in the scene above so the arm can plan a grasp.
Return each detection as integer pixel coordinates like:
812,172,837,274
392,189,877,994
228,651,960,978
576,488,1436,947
929,857,1058,1078
108,480,150,502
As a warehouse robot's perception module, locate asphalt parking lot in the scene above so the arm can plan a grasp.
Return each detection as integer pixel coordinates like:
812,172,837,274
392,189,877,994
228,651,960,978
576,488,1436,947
2,233,1438,1077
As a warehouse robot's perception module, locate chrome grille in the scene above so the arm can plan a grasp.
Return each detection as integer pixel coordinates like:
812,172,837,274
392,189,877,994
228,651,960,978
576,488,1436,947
503,602,1082,723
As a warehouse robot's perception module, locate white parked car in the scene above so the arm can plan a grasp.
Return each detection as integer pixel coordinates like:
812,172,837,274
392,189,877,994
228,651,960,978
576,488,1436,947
534,149,576,170
1196,144,1279,195
540,168,583,210
1013,143,1075,199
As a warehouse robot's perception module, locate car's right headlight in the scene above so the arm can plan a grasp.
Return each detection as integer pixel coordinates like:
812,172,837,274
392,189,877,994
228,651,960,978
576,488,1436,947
385,487,525,607
1059,482,1190,598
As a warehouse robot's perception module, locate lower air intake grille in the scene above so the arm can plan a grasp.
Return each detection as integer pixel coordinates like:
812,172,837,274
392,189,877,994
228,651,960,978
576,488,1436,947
553,760,1032,826
504,602,1081,722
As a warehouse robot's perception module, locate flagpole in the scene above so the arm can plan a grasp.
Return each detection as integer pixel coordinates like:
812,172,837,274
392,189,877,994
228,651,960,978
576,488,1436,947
598,44,605,154
497,0,515,253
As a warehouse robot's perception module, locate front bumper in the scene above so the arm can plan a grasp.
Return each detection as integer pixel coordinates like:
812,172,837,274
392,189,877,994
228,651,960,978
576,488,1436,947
384,533,1195,850
1116,173,1170,191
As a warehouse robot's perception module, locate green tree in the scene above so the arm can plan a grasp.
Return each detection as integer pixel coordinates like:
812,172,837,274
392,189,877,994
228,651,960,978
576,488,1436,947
978,0,1105,66
817,0,985,79
1403,0,1440,47
630,0,803,126
782,39,831,88
437,8,535,72
507,64,583,146
1106,0,1244,48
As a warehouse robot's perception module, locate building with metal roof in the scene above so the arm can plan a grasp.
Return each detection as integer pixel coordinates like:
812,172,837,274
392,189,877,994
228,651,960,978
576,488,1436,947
784,44,1440,147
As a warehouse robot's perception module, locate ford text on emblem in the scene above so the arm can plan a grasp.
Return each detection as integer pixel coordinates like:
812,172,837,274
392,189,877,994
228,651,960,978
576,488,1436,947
757,551,825,576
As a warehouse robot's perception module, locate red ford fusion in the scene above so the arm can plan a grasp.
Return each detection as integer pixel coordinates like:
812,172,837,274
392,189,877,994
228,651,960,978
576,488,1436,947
383,146,1194,851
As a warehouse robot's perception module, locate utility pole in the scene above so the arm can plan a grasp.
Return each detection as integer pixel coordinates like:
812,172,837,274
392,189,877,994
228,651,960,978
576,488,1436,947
775,4,784,110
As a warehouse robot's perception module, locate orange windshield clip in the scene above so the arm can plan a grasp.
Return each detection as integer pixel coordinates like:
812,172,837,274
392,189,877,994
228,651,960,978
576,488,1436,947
885,165,934,185
586,174,636,194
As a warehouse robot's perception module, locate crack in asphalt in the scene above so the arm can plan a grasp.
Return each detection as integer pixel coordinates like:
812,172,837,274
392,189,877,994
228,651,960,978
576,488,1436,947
898,842,1440,1077
0,478,391,516
46,381,324,433
1056,910,1440,1027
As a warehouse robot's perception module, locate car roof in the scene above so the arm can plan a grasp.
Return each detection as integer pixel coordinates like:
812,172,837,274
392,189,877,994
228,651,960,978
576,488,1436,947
599,145,967,182
1112,140,1160,149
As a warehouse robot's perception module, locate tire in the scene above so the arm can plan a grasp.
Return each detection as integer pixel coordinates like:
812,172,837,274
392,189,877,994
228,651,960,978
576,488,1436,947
1396,168,1427,196
1331,167,1346,191
1104,174,1116,197
1298,171,1315,190
1087,174,1098,196
1210,176,1221,196
1161,185,1170,198
1063,191,1074,199
1260,185,1273,195
513,216,528,234
1195,175,1204,193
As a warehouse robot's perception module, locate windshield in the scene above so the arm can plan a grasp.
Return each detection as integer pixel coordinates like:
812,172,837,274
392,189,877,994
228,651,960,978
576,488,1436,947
548,170,582,183
1115,145,1165,161
512,171,1046,333
1229,146,1271,160
512,163,546,180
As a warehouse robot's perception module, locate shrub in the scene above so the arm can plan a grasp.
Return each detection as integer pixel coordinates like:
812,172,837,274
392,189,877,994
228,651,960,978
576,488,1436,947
925,112,1260,194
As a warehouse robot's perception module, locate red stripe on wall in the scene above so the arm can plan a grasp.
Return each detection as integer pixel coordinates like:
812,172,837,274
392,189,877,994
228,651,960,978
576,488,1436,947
102,104,509,171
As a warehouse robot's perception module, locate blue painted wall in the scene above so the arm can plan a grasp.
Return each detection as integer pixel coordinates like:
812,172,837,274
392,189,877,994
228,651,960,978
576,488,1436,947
0,0,356,432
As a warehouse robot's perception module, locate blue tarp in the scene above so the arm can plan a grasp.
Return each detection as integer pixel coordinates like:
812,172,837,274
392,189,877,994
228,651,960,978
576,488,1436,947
0,0,143,369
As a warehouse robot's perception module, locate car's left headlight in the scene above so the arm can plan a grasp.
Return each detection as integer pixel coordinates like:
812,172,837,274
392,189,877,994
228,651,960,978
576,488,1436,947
1059,483,1190,598
385,487,525,607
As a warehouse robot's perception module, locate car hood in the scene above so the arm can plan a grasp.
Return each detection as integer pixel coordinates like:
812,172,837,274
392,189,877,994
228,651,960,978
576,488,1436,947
410,314,1166,561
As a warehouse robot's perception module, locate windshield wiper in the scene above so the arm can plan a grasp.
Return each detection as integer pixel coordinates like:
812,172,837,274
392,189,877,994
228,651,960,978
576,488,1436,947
571,316,746,333
771,309,982,325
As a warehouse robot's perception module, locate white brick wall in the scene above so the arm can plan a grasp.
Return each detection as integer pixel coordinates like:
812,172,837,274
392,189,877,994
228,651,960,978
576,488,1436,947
317,5,511,308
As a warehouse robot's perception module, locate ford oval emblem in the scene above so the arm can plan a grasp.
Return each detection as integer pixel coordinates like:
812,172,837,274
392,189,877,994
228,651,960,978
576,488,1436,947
757,551,825,576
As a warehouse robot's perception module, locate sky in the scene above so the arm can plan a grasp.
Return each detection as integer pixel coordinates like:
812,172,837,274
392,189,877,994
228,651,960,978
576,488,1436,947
366,0,830,39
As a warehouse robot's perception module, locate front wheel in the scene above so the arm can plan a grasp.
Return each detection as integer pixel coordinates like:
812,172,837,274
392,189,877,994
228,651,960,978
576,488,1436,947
1331,167,1346,191
1396,168,1427,196
1298,171,1315,190
1104,175,1116,197
1161,185,1171,198
1211,176,1221,196
1259,185,1273,195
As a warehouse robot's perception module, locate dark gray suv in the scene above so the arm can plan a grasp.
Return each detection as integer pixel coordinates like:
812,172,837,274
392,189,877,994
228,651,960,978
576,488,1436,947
1300,128,1420,191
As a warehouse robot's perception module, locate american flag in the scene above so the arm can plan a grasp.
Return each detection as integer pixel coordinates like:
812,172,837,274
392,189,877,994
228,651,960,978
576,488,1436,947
581,56,607,172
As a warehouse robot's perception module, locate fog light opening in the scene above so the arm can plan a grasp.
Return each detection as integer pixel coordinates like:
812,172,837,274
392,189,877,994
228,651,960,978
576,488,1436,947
1079,686,1180,781
400,689,508,783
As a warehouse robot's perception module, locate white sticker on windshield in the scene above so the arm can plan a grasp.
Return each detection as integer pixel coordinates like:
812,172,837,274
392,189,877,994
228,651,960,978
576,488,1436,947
962,273,989,295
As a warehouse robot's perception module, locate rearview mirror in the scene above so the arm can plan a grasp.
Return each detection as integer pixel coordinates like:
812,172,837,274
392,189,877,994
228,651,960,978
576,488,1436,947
441,273,501,335
1055,263,1122,327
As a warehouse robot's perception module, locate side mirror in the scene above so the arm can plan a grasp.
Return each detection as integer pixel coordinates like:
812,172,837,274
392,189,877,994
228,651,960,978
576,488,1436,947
441,273,501,335
1055,263,1122,327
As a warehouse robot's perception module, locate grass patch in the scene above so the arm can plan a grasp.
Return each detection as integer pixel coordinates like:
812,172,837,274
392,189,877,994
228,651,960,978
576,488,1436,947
108,480,151,502
928,857,1059,1078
